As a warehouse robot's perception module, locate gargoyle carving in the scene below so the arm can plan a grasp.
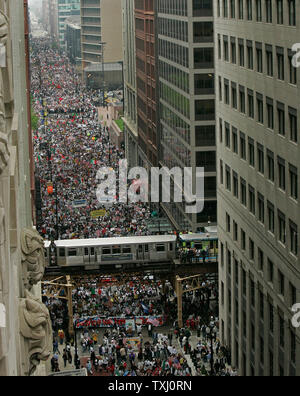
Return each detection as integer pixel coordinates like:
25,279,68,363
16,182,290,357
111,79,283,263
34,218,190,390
21,228,46,290
19,290,52,376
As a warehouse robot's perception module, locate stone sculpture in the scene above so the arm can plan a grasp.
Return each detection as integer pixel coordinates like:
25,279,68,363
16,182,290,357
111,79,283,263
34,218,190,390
19,290,52,376
21,228,46,290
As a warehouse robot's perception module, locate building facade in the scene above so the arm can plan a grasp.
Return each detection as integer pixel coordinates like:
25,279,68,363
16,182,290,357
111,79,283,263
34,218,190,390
122,0,138,168
157,0,216,232
0,0,52,376
216,0,300,376
58,0,80,48
81,0,123,72
66,15,81,66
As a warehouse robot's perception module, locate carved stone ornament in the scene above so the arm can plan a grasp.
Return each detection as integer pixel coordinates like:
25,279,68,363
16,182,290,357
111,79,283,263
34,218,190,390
21,228,46,290
19,290,52,376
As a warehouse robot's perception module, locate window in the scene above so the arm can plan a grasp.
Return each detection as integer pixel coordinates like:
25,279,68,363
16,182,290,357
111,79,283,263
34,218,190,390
239,40,245,66
224,79,230,104
289,108,297,143
277,47,284,80
231,38,237,63
220,160,224,184
289,164,298,200
219,76,222,101
288,50,297,85
277,103,285,135
240,132,246,159
256,0,262,20
279,314,285,348
269,302,274,332
68,249,77,257
226,166,231,190
226,212,231,232
234,221,238,241
267,150,275,182
248,138,255,166
247,41,253,69
291,330,296,364
248,90,254,118
260,336,264,364
232,128,238,153
249,238,255,259
225,122,231,147
238,0,244,18
218,35,222,59
242,268,247,294
288,0,296,26
247,0,253,19
267,201,275,233
258,193,265,223
278,210,286,244
239,85,245,113
219,118,223,142
256,45,263,72
59,248,65,257
259,291,264,319
278,157,286,190
241,178,247,206
278,270,285,296
289,220,298,256
241,229,246,250
257,93,264,124
290,283,297,306
265,0,272,22
257,144,265,173
102,248,111,255
224,0,229,16
233,171,239,197
156,244,166,252
232,83,237,108
266,45,273,76
276,0,283,23
231,0,236,17
123,247,132,254
249,186,255,214
258,248,264,271
224,36,229,61
266,98,274,129
250,279,255,306
268,259,274,283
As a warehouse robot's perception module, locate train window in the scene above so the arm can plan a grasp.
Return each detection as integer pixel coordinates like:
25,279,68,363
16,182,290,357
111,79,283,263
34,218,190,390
59,248,65,257
84,248,89,256
145,245,149,253
91,248,95,255
138,245,143,252
195,243,202,249
123,247,131,254
102,248,111,255
169,243,173,251
113,247,121,254
156,245,166,252
68,249,77,257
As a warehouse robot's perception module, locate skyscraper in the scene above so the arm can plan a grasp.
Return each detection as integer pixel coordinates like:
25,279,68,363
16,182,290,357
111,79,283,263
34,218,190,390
58,0,80,48
158,0,216,232
216,0,299,376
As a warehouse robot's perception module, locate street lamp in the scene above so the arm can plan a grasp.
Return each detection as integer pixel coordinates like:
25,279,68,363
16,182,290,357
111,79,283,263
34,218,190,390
206,316,218,376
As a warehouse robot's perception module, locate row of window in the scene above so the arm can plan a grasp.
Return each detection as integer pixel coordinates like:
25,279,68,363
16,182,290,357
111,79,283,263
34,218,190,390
219,78,298,143
217,0,296,26
219,120,298,200
221,164,298,255
220,244,297,368
218,36,297,85
158,17,188,42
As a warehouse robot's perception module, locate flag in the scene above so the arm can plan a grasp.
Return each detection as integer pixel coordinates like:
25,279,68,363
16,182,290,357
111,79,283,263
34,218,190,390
147,318,160,327
141,303,149,315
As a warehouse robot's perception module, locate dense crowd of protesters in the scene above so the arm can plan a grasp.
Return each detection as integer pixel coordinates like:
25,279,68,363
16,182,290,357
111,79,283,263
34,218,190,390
31,39,154,242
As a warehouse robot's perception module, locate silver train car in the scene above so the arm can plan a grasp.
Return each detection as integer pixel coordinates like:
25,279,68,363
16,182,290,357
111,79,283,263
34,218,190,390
47,235,177,270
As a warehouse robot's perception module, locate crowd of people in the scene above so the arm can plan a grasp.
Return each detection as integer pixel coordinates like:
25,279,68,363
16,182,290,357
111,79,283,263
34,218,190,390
31,39,154,242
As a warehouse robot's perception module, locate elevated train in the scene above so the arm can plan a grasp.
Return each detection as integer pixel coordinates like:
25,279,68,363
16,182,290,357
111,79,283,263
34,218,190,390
44,229,218,271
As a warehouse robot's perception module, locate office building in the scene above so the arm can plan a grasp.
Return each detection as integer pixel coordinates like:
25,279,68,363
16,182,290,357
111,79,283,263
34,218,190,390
58,0,80,48
216,0,300,376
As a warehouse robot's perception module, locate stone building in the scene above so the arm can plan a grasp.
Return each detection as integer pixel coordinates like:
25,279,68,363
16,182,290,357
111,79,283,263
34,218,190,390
0,0,52,376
